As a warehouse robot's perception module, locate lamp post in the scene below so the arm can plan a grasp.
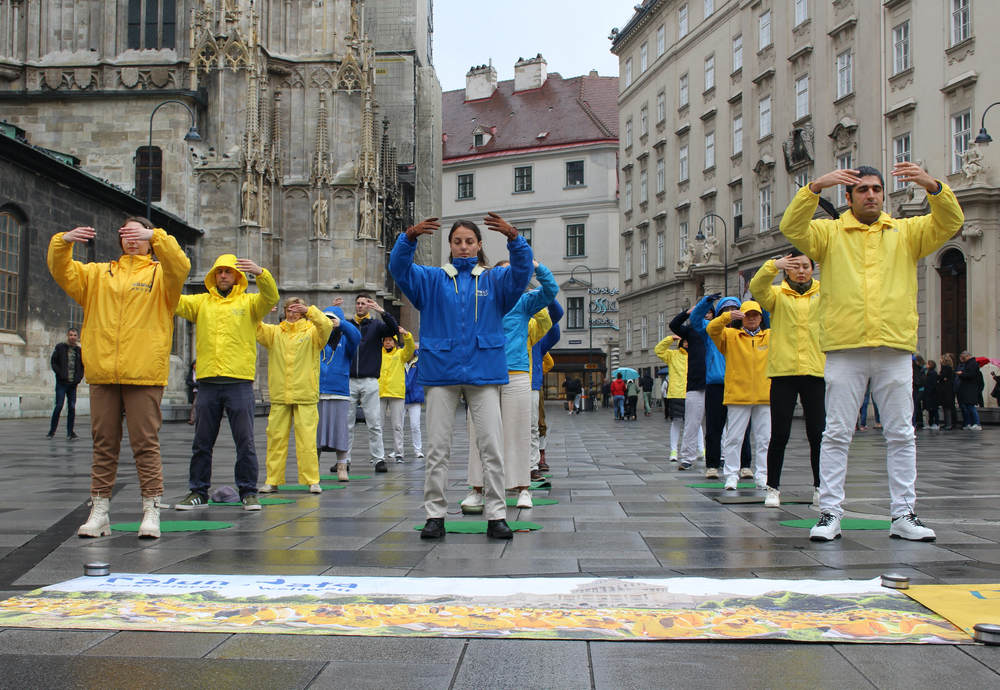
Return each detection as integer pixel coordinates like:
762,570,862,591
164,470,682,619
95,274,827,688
568,264,594,408
974,102,1000,146
695,212,728,295
145,100,201,219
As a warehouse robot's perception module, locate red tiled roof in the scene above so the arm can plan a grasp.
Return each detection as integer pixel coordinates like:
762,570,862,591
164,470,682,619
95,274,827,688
442,72,620,161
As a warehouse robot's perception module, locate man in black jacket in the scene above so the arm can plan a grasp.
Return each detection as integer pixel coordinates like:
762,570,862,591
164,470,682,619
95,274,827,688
48,328,84,439
349,294,400,472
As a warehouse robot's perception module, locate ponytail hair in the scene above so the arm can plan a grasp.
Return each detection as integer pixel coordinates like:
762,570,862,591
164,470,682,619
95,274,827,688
449,220,490,269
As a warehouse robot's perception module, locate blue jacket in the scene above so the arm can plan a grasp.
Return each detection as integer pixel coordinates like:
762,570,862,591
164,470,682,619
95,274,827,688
319,306,361,396
404,360,425,404
503,265,559,373
532,301,563,390
691,295,727,386
389,233,533,386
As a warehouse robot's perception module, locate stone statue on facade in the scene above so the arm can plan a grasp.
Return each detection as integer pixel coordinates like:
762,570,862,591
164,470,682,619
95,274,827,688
677,241,695,271
700,234,720,264
241,176,257,223
358,194,376,239
957,145,986,186
313,195,329,237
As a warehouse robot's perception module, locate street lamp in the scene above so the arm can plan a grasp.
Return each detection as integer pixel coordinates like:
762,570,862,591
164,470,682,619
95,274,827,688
974,102,1000,146
568,264,594,408
145,100,201,219
695,212,729,295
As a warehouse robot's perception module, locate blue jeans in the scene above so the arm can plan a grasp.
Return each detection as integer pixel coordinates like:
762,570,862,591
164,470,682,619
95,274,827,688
613,395,625,418
190,381,259,499
960,403,980,427
859,390,880,427
49,382,77,435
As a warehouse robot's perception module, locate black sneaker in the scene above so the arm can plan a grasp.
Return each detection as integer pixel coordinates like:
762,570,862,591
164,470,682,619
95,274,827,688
420,518,446,539
374,460,388,473
67,432,79,440
487,519,513,540
45,432,55,439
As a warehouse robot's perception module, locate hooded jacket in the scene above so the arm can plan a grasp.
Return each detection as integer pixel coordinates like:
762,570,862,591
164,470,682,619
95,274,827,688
749,260,825,378
669,307,708,391
389,233,533,386
707,312,771,405
176,254,279,381
532,301,564,390
504,264,559,373
654,336,688,399
256,305,333,405
693,295,733,386
779,182,964,353
319,306,361,397
405,359,425,404
379,331,416,398
47,228,190,386
351,309,400,379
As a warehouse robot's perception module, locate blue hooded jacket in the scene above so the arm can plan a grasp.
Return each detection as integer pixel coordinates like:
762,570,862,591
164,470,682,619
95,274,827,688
389,233,533,386
691,295,733,386
319,306,361,396
532,300,563,390
503,264,559,373
404,359,424,404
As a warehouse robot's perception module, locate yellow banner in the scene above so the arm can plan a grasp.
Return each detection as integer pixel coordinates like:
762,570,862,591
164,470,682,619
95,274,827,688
905,583,1000,636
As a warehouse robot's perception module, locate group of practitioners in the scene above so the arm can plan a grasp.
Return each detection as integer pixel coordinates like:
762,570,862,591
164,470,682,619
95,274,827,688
654,162,964,542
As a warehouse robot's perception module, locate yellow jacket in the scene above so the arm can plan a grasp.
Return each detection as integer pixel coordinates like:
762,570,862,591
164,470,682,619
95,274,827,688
707,313,770,405
46,228,190,386
654,336,687,399
542,353,554,375
379,331,416,398
779,183,963,353
525,308,554,374
255,306,333,405
749,260,825,378
176,254,280,381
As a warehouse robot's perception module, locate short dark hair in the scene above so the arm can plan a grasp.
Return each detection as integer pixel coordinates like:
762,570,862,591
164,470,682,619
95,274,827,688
355,292,371,302
67,328,78,334
788,248,815,269
846,166,884,197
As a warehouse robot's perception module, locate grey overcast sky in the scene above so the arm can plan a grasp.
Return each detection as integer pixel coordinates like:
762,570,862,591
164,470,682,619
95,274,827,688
432,0,631,93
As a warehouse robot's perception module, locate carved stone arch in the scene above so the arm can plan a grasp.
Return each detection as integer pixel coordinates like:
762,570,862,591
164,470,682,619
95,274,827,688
287,68,305,89
195,34,221,73
222,30,252,70
309,67,334,90
933,243,967,270
336,54,363,92
829,117,859,153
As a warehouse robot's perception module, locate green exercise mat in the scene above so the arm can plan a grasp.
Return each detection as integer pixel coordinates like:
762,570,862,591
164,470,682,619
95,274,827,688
780,518,891,530
320,475,372,481
210,498,295,506
686,481,757,489
275,484,345,491
530,481,552,489
412,521,543,533
112,521,233,532
506,497,559,507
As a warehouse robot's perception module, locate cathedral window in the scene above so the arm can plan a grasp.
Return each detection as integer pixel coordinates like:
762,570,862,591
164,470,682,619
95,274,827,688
135,146,163,202
127,0,177,50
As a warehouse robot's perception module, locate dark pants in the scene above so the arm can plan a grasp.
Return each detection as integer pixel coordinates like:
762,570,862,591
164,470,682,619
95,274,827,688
625,396,638,419
49,382,77,435
912,389,924,427
705,384,752,470
190,381,259,499
766,376,825,490
941,399,955,427
960,403,980,427
859,390,880,427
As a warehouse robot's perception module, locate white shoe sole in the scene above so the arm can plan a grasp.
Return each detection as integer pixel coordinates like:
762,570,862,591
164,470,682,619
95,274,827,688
138,529,160,538
77,525,111,538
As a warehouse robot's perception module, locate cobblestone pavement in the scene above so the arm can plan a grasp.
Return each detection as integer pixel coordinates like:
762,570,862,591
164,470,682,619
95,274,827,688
0,407,998,688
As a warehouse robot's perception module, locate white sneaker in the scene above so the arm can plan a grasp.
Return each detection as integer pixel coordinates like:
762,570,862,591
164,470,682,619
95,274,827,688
812,487,820,507
890,513,936,541
78,496,111,538
460,491,484,510
516,489,533,508
764,487,780,508
415,451,424,458
738,468,753,479
705,468,719,479
309,484,323,494
669,450,678,462
395,454,405,464
810,513,841,541
928,425,940,430
724,475,739,490
258,484,278,494
969,424,982,430
754,476,768,490
138,496,161,538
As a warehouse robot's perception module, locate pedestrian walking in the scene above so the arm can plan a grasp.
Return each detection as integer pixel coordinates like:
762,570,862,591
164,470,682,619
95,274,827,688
912,355,927,429
174,253,279,512
48,217,190,539
379,327,416,463
780,162,963,542
924,360,940,429
47,327,84,439
319,301,361,482
563,376,583,414
625,378,640,421
531,301,562,478
639,372,655,416
749,253,825,508
389,213,533,540
601,380,611,408
404,350,425,460
957,352,984,430
655,335,704,461
610,373,627,420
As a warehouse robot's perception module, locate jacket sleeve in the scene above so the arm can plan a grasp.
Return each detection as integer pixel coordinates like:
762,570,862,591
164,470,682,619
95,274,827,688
749,260,780,313
50,346,60,375
706,313,733,352
547,299,565,325
542,352,554,374
540,323,560,355
399,331,416,362
521,264,559,317
496,235,534,314
378,309,400,339
959,361,979,379
654,336,677,364
669,308,693,339
904,183,965,259
529,308,553,346
150,228,191,310
175,293,204,322
46,233,97,307
255,321,278,350
249,269,280,323
335,307,362,359
308,305,334,349
389,234,432,310
689,295,716,337
779,185,834,261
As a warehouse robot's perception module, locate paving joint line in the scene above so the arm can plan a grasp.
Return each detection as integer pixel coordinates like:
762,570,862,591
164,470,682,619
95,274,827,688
446,639,470,690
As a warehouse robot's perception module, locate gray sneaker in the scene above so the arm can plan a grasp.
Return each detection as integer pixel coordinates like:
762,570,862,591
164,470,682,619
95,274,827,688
242,495,262,511
174,492,208,510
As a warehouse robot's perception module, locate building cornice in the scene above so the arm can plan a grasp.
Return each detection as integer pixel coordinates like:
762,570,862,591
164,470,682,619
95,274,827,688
443,138,619,166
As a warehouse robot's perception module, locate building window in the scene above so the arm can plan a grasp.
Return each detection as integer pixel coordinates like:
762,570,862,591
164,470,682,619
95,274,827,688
457,173,474,199
732,34,742,72
657,25,666,56
658,311,665,341
679,4,689,39
794,170,811,196
759,10,771,50
759,187,772,231
520,228,532,247
679,145,689,182
135,146,162,202
625,318,633,351
704,131,715,169
625,247,633,281
953,110,972,173
679,221,689,255
567,160,585,186
795,76,809,119
679,73,689,108
732,114,743,155
656,230,665,268
656,92,666,124
624,58,632,88
794,0,808,26
514,165,532,192
625,180,633,210
893,21,910,75
641,315,649,349
759,96,771,138
127,0,177,50
640,42,648,73
640,106,648,137
836,152,854,205
626,118,633,148
952,0,970,46
473,133,484,147
894,134,912,190
640,239,648,275
656,157,665,193
704,213,715,236
0,212,21,333
704,0,714,18
567,297,585,329
837,49,852,99
704,54,715,91
567,224,586,257
640,169,648,204
733,198,743,237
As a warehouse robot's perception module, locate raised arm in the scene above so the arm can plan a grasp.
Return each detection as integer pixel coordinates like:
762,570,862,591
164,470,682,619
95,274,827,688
689,294,719,336
333,305,362,356
255,321,279,350
528,308,553,348
47,229,99,306
706,312,733,352
669,308,693,339
521,263,559,317
547,299,565,325
247,265,280,323
147,228,191,309
307,305,334,349
748,260,780,313
390,218,440,310
539,322,560,355
175,293,204,323
398,329,416,362
654,335,680,364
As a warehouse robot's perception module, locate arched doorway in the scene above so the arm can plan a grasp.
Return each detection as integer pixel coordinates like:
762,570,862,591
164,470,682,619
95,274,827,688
937,248,967,357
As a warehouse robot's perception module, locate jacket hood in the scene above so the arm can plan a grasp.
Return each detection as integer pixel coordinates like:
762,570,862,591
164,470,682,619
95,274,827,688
205,254,249,294
716,296,741,312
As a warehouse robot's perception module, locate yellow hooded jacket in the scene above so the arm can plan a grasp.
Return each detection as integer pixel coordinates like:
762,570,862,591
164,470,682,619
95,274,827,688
176,254,280,380
255,305,333,405
524,308,553,375
654,336,688,399
749,259,825,378
779,183,964,353
379,331,416,398
46,228,190,386
707,313,770,405
542,353,554,375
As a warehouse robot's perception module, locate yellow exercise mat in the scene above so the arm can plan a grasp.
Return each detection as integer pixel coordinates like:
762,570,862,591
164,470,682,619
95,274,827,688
904,583,1000,637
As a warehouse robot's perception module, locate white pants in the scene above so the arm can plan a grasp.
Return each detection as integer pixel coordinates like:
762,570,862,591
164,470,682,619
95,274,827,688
380,397,405,458
819,347,917,519
530,389,541,471
406,403,422,454
424,384,506,520
723,404,770,483
671,416,704,454
348,377,384,461
573,393,583,412
680,389,706,464
469,373,531,489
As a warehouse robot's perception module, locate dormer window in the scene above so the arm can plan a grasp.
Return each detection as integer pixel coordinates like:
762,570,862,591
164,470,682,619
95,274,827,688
474,133,484,147
472,125,492,148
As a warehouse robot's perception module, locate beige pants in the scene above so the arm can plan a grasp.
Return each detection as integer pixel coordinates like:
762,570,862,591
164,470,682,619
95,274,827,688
424,384,506,520
89,383,164,498
468,373,531,490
